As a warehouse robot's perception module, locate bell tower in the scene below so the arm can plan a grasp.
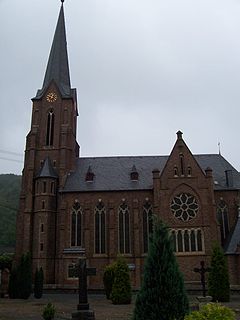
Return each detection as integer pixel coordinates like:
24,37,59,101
16,1,79,282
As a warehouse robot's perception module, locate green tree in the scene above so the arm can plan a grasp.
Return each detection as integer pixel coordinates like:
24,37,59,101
103,263,116,299
8,267,19,299
34,267,44,299
111,256,132,304
18,252,32,299
133,219,189,320
208,244,230,302
0,253,13,270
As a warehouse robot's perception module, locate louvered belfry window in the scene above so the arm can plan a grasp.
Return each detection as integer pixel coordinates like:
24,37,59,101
46,110,55,146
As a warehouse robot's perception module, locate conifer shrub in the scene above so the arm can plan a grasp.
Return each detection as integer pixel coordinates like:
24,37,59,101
133,219,189,320
8,267,19,299
184,302,235,320
111,256,132,304
18,252,32,299
34,267,44,299
42,302,56,320
8,252,32,299
103,263,116,299
208,244,230,302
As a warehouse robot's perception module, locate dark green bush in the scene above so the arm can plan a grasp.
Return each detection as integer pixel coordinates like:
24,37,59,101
103,263,116,299
42,302,56,320
185,302,235,320
8,252,32,299
34,267,44,299
111,256,131,305
18,252,32,299
208,244,230,302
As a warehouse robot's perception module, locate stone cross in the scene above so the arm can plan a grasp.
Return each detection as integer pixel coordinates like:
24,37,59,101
71,250,96,320
194,260,211,297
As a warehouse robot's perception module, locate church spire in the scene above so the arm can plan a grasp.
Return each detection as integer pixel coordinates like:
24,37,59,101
35,2,72,99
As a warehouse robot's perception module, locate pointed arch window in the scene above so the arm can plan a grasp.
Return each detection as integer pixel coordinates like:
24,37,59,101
46,109,55,146
217,200,229,245
143,201,153,253
71,202,83,247
95,201,106,254
119,202,130,254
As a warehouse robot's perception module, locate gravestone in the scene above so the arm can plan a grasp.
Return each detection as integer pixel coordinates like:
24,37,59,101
71,250,96,320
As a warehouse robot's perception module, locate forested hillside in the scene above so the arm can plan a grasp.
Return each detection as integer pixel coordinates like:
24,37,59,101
0,174,21,251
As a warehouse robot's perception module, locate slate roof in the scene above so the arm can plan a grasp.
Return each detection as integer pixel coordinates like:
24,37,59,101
62,154,240,192
34,3,72,99
225,213,240,254
36,157,58,179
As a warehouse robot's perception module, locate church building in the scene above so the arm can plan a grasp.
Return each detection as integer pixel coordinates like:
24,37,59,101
16,2,240,290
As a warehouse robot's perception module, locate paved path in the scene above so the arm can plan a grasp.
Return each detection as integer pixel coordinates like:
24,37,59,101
0,294,239,320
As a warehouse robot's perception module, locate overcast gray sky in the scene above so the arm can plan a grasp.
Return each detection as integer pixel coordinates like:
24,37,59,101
0,0,240,175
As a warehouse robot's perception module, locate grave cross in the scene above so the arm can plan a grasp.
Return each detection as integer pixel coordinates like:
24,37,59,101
69,253,96,311
194,260,211,297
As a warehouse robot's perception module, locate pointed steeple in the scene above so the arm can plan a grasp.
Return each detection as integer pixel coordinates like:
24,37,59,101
35,2,72,99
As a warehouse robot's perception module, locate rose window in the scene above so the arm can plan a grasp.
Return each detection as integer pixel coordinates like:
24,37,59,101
171,193,198,222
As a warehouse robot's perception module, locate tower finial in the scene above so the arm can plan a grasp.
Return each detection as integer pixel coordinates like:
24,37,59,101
61,0,64,3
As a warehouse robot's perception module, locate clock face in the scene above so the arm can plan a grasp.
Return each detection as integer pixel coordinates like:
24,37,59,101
46,92,58,103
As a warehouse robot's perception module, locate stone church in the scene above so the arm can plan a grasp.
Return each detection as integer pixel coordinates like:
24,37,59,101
16,2,240,290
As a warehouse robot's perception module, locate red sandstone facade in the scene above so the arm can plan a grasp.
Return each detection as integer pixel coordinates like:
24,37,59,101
16,3,240,291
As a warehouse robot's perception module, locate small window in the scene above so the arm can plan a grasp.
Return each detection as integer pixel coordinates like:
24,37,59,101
85,166,94,182
36,181,39,194
41,224,44,232
46,109,55,146
174,166,178,177
179,154,184,176
40,243,44,251
187,166,192,176
177,231,183,252
43,181,47,193
42,200,45,210
51,182,55,194
130,165,139,181
190,230,196,251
